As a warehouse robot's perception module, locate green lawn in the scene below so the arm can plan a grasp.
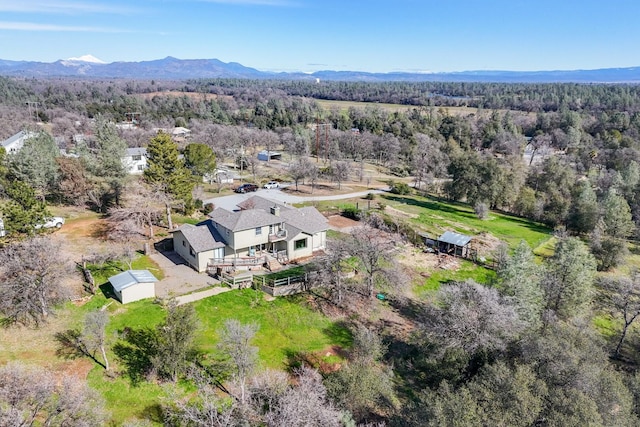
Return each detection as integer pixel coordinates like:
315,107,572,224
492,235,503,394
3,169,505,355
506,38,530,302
416,259,496,295
193,289,351,368
381,194,552,251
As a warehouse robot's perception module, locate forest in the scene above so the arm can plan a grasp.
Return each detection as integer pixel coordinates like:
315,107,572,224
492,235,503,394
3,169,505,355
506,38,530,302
2,76,640,426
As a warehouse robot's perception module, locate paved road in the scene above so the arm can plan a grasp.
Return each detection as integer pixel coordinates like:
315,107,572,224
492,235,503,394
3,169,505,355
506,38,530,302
203,187,390,211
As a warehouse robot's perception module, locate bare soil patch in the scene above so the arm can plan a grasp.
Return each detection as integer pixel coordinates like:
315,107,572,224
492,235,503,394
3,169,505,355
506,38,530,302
327,215,361,232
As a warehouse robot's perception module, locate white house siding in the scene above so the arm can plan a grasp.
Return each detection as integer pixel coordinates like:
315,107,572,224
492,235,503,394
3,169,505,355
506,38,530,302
288,233,314,260
120,282,156,304
312,231,326,250
195,249,215,273
173,231,202,271
232,227,270,253
123,156,147,174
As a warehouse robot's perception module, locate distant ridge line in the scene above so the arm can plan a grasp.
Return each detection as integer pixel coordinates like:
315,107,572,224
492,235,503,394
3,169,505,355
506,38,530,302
1,56,639,83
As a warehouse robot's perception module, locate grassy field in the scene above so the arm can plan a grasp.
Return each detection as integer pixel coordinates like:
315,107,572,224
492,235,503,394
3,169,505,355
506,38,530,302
415,260,497,295
314,99,482,117
0,286,350,425
380,194,552,251
193,289,350,367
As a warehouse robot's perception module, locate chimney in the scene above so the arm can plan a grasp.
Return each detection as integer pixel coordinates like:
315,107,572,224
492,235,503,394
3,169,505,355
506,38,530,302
270,206,280,216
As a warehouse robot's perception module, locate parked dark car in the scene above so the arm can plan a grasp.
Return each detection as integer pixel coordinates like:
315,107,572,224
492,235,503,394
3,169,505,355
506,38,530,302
235,183,259,193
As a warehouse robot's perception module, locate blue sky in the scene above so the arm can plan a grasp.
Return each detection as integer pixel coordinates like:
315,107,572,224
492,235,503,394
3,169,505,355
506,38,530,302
0,0,638,73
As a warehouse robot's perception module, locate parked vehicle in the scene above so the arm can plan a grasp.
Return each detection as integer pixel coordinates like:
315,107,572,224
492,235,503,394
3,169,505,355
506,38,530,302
35,216,65,229
263,181,280,189
235,183,259,193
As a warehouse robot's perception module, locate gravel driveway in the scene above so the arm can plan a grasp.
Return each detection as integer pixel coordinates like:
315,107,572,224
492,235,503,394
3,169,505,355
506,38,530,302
203,187,389,211
150,251,220,298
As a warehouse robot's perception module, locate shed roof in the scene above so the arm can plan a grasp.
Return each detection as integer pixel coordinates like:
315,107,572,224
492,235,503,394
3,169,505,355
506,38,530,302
109,270,158,292
438,231,472,247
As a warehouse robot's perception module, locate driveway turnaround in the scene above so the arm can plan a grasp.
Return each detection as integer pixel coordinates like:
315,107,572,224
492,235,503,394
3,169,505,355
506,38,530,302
150,251,220,298
203,187,389,211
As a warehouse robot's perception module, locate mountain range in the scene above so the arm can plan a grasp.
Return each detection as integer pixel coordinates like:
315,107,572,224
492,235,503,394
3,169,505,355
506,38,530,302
1,56,639,83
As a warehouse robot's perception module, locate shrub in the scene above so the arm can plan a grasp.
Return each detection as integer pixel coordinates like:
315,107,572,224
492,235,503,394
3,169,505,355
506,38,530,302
389,181,412,195
342,205,361,220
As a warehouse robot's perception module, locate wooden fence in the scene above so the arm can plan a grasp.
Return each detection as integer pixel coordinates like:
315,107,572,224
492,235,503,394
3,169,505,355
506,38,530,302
254,271,320,297
219,272,254,289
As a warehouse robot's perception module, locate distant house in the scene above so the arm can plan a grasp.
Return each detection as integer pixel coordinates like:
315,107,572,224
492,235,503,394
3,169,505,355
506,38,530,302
172,195,328,273
1,130,36,154
172,127,191,139
122,147,148,174
203,169,234,185
0,218,5,237
109,270,158,304
257,150,282,161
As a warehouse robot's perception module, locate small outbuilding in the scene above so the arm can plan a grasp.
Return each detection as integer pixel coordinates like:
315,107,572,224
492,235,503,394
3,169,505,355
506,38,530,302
109,270,158,304
257,150,282,161
437,231,473,257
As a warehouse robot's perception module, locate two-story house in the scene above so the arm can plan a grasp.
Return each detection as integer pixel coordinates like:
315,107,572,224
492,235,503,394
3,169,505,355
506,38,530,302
122,147,148,174
171,196,328,273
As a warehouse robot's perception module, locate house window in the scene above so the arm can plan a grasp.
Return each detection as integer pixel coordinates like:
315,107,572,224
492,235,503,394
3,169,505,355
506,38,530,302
182,240,186,247
255,227,262,236
132,155,142,161
189,246,196,257
294,238,307,250
137,164,144,171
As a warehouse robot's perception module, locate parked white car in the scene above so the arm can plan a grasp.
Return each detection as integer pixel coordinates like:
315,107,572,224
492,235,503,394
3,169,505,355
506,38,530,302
35,216,65,229
263,181,280,189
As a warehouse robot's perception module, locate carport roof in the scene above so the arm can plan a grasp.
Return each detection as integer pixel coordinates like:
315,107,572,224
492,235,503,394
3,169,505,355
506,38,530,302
109,270,158,292
438,231,472,247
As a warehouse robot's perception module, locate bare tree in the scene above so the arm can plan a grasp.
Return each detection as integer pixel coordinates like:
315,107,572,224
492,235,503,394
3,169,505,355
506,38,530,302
107,181,164,239
599,272,640,358
218,320,259,405
83,309,110,370
0,362,107,426
0,237,70,327
420,280,523,356
340,218,398,297
289,158,311,191
331,161,351,190
264,367,343,427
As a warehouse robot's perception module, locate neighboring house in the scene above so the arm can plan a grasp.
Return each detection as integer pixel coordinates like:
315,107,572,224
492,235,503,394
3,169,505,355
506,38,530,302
0,218,5,238
109,269,158,304
203,169,234,185
1,130,36,154
122,147,148,174
172,195,328,273
172,127,191,139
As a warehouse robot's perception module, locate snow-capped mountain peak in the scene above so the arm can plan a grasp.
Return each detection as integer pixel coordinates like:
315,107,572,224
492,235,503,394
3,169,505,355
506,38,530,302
64,54,106,64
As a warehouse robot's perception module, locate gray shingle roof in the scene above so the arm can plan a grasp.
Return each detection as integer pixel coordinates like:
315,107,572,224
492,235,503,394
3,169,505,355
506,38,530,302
210,207,282,232
237,195,292,213
280,206,328,234
109,270,158,292
174,220,227,252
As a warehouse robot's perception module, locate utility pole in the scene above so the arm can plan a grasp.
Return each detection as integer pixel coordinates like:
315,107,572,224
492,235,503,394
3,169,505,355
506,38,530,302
26,101,40,122
315,118,331,163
